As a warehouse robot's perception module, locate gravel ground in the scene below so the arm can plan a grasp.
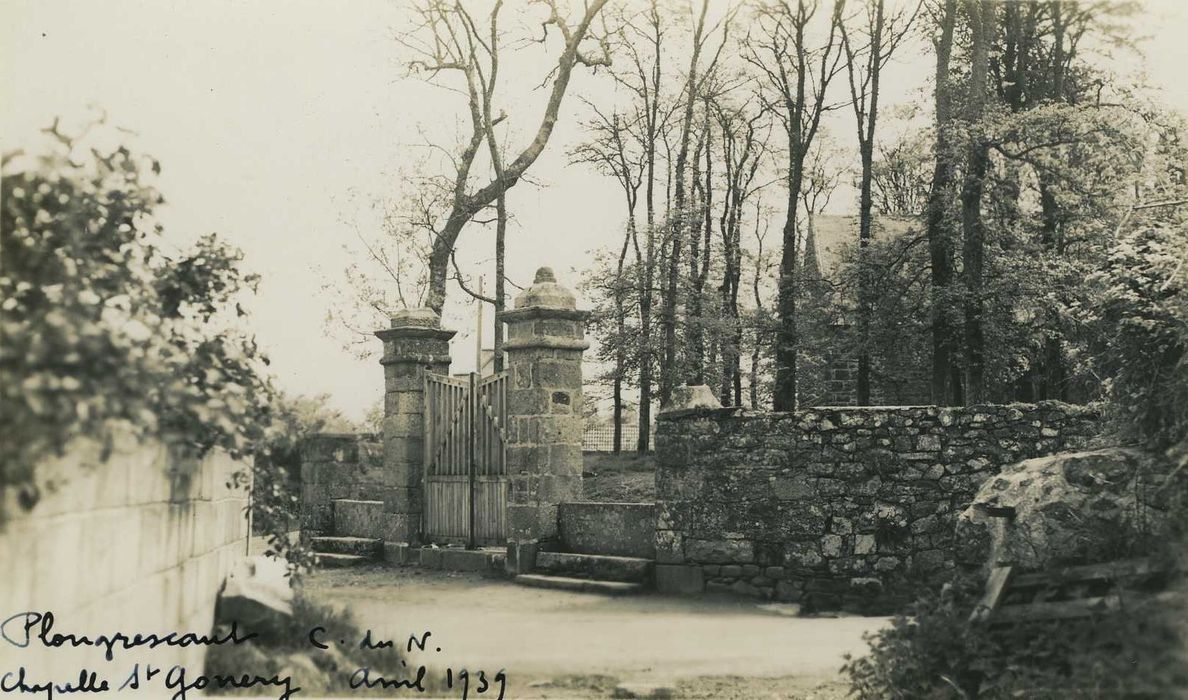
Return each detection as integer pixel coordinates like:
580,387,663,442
299,566,884,699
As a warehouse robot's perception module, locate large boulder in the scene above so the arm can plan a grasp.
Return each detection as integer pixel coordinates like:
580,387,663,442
957,447,1182,572
215,555,295,635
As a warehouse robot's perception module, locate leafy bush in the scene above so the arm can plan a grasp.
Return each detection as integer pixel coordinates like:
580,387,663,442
0,123,313,579
1084,223,1188,451
843,570,1188,699
1,129,273,516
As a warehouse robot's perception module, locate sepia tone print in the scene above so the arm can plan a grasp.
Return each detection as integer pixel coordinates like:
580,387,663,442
2,0,1187,697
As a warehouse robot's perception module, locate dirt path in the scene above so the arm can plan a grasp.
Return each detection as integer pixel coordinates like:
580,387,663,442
303,566,887,698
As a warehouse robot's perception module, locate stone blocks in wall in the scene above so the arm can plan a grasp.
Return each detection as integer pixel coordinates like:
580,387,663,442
374,308,456,544
656,564,705,595
0,434,250,683
499,267,590,549
654,401,1100,610
559,502,657,559
300,433,384,532
332,498,388,539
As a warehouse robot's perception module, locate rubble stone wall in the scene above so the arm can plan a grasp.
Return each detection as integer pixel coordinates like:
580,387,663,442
299,433,383,532
654,402,1099,610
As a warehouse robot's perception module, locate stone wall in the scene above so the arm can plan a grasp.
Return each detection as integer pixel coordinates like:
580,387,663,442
654,402,1098,610
559,502,656,559
0,434,249,683
299,433,383,532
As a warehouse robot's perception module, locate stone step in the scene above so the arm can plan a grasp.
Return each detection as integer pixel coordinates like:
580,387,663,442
310,536,382,557
534,552,653,584
314,553,372,569
332,499,387,540
514,574,644,596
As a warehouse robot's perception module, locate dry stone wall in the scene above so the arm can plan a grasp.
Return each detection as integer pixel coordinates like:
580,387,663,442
654,402,1099,610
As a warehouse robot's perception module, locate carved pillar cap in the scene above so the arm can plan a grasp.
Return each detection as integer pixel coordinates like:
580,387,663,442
390,307,442,329
513,266,577,311
374,307,456,365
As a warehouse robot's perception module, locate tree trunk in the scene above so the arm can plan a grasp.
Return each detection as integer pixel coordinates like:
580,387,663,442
926,0,961,406
422,0,610,314
854,0,885,407
494,192,506,373
960,0,994,404
612,217,634,455
774,174,801,411
660,0,710,407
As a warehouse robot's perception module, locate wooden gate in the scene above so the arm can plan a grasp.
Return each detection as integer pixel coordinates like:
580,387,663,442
423,371,508,547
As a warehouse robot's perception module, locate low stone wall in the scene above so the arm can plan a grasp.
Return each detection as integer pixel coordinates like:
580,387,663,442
0,434,249,683
299,433,382,532
333,499,388,539
654,402,1098,610
559,502,656,559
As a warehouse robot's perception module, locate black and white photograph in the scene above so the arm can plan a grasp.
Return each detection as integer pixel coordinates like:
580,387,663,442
2,0,1187,697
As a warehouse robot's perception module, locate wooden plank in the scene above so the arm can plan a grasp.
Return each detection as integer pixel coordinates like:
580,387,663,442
468,372,477,549
423,371,509,546
1010,558,1161,588
993,595,1123,623
970,566,1013,623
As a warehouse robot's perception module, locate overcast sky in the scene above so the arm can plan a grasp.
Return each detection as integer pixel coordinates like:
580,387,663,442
5,0,1187,422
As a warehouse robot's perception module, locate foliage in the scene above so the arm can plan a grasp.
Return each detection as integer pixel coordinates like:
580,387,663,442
0,126,316,582
242,392,359,576
0,134,263,516
844,569,1188,699
205,590,453,696
1083,222,1188,449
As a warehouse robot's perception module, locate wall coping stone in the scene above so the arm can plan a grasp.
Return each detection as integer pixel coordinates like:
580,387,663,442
657,400,1100,421
657,406,744,421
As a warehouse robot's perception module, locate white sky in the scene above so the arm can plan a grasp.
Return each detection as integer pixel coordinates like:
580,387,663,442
4,0,1187,421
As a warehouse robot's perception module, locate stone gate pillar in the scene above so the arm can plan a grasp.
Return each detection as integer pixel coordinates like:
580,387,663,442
499,267,589,572
375,308,455,544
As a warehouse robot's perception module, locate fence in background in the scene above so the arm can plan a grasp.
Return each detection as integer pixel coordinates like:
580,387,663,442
582,423,656,452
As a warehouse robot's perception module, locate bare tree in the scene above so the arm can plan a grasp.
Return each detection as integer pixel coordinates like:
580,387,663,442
659,0,735,407
871,133,932,216
841,0,920,405
571,104,644,453
606,0,679,451
746,199,777,409
713,97,772,405
398,0,612,315
744,0,846,411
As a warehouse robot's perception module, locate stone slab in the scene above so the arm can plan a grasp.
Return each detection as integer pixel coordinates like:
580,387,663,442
559,502,657,559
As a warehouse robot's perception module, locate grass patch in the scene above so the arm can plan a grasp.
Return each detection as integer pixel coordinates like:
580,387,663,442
581,451,656,502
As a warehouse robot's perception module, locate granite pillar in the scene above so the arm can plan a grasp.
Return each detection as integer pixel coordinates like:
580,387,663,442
374,308,455,544
498,267,589,572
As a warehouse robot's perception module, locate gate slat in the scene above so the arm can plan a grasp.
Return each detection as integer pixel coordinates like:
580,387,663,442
422,371,509,546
